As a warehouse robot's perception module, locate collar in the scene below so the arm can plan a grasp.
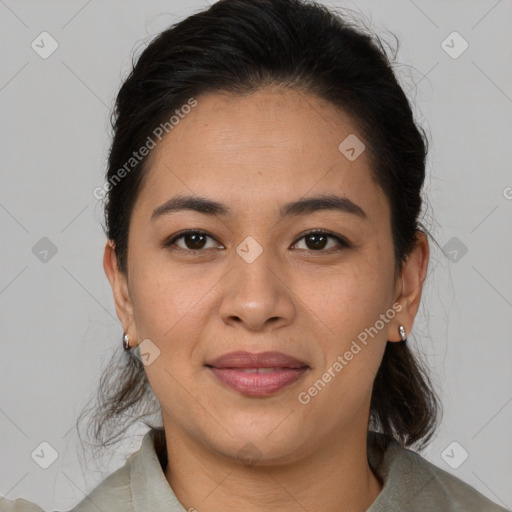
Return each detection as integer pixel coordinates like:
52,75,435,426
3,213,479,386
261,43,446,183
128,428,403,512
130,429,187,512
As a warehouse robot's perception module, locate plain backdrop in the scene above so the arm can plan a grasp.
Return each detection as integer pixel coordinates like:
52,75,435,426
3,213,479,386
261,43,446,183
1,0,511,510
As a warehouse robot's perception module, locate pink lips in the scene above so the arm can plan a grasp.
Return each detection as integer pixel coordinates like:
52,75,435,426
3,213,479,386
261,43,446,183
205,351,309,397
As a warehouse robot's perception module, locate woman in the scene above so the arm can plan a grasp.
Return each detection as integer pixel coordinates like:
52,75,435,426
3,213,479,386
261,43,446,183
1,0,507,511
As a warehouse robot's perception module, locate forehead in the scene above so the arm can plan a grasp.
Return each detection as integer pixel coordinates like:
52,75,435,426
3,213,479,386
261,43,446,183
134,87,389,223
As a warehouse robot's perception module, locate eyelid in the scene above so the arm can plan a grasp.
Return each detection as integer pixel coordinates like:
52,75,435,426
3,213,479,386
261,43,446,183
163,228,351,252
163,229,223,251
291,229,351,250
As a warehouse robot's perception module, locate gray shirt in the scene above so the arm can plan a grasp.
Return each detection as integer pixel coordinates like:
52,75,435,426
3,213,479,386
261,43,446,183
1,428,508,511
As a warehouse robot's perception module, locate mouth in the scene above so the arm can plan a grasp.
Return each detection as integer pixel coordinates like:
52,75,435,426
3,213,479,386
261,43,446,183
205,351,310,397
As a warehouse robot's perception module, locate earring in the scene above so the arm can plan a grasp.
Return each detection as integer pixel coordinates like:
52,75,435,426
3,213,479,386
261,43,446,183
123,332,131,351
398,325,407,346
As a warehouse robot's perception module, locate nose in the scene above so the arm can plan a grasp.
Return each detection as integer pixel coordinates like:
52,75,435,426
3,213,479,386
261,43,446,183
218,243,296,332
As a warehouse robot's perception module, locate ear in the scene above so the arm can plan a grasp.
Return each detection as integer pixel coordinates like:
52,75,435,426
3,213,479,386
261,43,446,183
103,240,137,342
386,231,429,342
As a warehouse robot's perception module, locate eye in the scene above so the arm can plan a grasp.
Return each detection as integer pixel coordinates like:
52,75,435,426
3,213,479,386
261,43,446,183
292,229,350,252
163,230,223,252
163,228,350,254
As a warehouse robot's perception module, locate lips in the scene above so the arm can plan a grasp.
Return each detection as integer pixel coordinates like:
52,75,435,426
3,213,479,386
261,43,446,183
205,351,309,397
205,350,308,369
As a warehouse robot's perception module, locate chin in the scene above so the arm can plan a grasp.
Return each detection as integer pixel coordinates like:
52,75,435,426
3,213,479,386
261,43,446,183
207,418,309,466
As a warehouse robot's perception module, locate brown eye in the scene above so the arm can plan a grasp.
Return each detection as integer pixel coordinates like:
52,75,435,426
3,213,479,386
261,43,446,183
293,230,350,252
181,233,208,250
164,230,221,252
164,229,349,254
304,232,328,250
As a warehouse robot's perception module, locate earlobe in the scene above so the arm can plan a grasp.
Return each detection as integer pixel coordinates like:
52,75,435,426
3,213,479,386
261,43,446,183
103,240,136,336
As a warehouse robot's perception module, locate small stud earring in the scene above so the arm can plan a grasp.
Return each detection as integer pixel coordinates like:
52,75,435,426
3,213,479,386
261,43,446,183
123,332,131,351
398,325,407,346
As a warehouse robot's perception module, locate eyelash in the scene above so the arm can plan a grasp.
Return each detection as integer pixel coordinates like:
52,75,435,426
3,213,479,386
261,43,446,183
162,229,351,254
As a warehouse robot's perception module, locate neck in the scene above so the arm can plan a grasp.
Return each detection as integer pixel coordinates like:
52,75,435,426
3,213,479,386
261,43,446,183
163,422,383,512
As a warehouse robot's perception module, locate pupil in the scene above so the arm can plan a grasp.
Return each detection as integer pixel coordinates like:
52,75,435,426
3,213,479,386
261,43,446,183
187,233,205,249
307,234,326,250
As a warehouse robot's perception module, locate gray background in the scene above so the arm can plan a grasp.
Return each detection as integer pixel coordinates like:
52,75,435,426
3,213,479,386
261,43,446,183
1,0,511,510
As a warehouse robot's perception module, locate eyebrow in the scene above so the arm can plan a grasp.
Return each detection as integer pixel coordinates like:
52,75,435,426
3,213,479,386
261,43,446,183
150,194,367,222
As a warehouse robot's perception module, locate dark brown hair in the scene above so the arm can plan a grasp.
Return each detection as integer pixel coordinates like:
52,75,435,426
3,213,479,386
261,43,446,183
77,0,441,458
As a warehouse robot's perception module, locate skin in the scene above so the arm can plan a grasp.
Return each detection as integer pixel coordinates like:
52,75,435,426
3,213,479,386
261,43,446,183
104,86,429,512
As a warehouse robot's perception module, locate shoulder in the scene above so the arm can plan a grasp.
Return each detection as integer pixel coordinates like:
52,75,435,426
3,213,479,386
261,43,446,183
1,453,133,512
0,498,45,512
368,433,509,512
400,447,508,511
1,430,170,512
67,458,132,512
1,462,131,512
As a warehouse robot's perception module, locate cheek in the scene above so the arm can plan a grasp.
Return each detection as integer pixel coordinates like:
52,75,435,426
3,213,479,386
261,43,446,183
295,252,393,398
130,265,203,414
128,256,205,336
127,259,215,393
297,270,390,427
298,257,394,341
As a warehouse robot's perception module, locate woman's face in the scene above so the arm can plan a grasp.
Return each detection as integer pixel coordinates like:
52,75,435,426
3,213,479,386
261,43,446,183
108,87,412,463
